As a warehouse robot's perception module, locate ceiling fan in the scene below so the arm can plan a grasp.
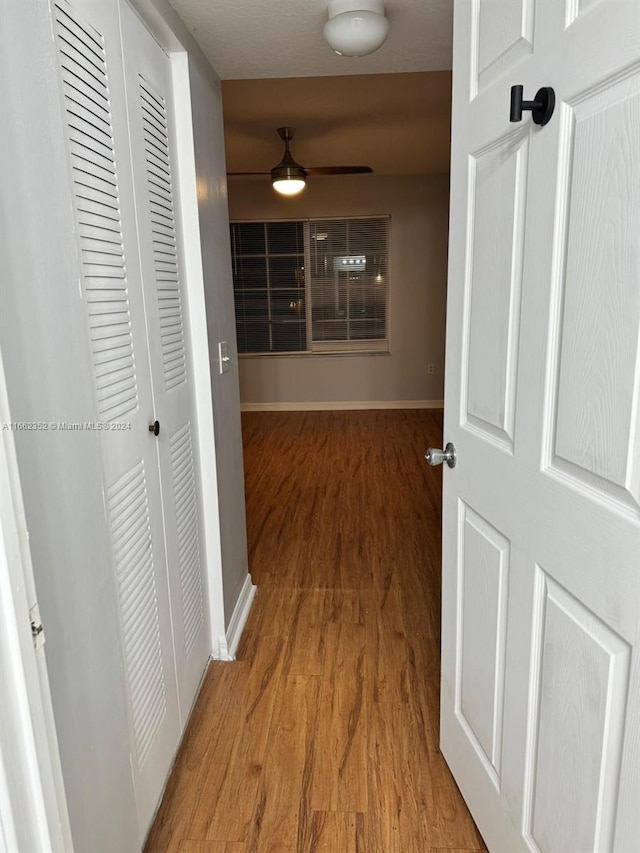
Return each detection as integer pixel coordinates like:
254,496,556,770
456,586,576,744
227,127,373,196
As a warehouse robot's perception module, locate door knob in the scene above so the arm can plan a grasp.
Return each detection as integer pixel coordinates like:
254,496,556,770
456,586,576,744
510,85,555,126
148,420,160,436
425,442,456,468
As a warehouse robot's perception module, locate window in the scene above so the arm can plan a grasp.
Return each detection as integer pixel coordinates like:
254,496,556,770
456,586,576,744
230,221,306,354
230,217,389,355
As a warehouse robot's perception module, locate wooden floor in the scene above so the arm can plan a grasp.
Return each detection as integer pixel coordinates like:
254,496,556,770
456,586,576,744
145,410,486,853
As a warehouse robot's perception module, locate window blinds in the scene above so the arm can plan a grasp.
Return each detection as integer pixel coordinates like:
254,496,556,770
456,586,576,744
230,216,389,355
308,217,389,351
230,221,306,353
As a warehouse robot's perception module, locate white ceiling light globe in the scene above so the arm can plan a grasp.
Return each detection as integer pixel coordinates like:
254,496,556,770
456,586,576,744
324,0,389,58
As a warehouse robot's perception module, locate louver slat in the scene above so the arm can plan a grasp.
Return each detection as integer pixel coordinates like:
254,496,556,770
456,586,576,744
107,462,167,768
139,75,187,391
170,424,203,656
54,2,138,422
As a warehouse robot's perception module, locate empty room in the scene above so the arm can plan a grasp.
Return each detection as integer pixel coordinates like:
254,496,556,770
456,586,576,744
1,1,638,852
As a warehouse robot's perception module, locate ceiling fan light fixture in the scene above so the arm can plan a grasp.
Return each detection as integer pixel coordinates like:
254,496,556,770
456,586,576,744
270,128,307,195
324,0,389,58
226,127,373,190
271,162,307,195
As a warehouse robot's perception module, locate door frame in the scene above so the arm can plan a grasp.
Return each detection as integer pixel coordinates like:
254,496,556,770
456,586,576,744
0,347,74,853
128,0,229,658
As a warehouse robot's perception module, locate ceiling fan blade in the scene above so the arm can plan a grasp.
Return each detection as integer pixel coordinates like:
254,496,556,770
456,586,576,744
227,171,270,176
305,166,373,176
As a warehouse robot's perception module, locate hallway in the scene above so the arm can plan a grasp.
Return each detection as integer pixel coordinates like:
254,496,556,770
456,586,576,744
145,409,486,852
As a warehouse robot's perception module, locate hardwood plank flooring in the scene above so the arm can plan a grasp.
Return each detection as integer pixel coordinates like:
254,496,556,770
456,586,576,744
145,410,486,853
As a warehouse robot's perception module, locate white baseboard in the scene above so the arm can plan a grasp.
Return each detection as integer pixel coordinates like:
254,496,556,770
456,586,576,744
240,400,444,412
215,573,256,661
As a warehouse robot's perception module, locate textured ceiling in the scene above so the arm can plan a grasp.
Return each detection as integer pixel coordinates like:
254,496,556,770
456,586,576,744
167,0,453,79
222,71,452,176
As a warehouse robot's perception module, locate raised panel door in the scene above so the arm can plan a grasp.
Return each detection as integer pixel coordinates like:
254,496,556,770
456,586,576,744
441,1,640,849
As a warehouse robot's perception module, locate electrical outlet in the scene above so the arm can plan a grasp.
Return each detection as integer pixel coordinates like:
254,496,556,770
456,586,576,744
218,341,230,374
427,363,435,375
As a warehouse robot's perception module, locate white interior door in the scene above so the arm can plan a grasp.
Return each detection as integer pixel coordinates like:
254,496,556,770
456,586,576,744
119,0,210,723
51,0,181,840
440,1,640,851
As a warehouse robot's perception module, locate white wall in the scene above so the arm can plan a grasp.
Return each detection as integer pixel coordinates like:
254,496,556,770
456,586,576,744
228,174,450,407
187,60,250,625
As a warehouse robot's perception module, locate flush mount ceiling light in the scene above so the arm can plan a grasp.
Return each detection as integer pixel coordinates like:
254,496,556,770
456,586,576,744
324,0,389,58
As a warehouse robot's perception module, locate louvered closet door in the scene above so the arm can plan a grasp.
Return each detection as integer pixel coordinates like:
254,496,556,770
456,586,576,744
52,0,180,841
119,0,209,722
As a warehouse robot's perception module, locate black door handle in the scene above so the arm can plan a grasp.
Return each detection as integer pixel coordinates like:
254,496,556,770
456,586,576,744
510,85,555,126
148,420,160,436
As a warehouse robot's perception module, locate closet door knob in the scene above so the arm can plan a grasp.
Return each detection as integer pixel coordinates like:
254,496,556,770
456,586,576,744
148,420,160,436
